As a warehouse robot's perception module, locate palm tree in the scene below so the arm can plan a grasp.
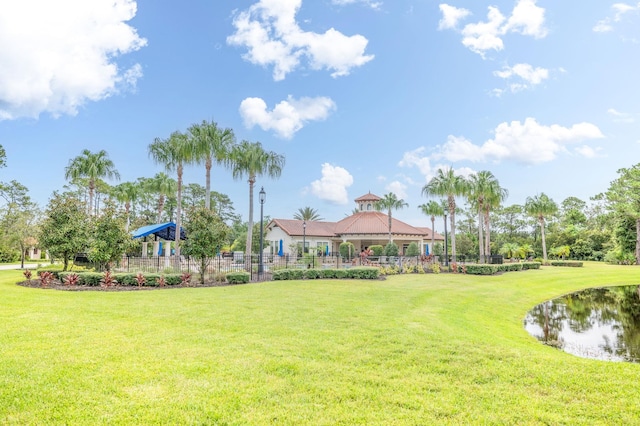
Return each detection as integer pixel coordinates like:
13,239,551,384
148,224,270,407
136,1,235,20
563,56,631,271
422,168,468,262
375,192,408,244
148,131,194,257
524,193,558,261
483,180,508,259
189,120,235,210
145,172,178,223
294,207,323,221
228,140,285,263
468,171,508,263
111,182,140,231
418,200,444,256
64,149,120,215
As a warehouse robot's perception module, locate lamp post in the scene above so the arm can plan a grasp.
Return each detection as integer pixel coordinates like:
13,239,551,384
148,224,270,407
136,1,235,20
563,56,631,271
259,187,266,278
443,210,449,267
302,220,306,257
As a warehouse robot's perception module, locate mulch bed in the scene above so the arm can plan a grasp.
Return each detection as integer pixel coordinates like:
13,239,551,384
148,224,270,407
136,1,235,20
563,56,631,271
17,279,253,291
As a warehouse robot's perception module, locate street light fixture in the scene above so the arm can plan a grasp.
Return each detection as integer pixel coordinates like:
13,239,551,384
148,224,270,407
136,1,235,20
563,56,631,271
302,220,306,257
259,187,266,278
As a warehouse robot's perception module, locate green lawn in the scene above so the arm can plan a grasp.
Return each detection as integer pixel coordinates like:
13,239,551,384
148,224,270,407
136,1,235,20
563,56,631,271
1,263,639,424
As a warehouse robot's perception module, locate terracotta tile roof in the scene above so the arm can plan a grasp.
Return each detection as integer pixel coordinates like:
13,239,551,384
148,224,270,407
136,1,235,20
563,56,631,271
335,212,428,236
268,219,336,238
354,192,381,203
415,227,445,241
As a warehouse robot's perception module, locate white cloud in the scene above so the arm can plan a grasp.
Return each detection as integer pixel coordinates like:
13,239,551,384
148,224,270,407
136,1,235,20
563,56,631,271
385,181,408,200
227,0,374,81
309,163,354,205
331,0,382,10
0,0,146,120
398,147,434,177
574,145,602,158
594,2,640,32
401,118,604,173
240,95,336,139
607,108,636,123
493,63,549,94
440,0,547,57
438,4,471,30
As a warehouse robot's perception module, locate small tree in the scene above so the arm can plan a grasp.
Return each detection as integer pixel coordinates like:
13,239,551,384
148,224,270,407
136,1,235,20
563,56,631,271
88,202,132,271
383,242,399,256
369,245,384,256
406,242,420,256
181,207,230,285
38,192,90,271
339,242,355,260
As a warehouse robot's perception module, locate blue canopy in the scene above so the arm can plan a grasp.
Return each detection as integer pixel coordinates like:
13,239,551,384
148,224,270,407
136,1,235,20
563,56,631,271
131,222,186,240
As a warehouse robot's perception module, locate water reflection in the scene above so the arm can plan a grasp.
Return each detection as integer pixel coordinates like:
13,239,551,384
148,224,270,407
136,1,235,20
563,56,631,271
524,285,640,362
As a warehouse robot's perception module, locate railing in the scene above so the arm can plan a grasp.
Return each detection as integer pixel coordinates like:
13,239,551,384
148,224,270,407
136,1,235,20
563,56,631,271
113,254,461,282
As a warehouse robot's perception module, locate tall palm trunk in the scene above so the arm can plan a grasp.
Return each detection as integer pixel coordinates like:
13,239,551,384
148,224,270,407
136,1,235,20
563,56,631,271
430,215,435,255
157,194,165,223
388,210,392,243
174,163,183,261
205,157,212,210
539,216,548,261
245,176,255,269
448,196,457,262
484,208,491,258
477,205,485,263
88,180,95,216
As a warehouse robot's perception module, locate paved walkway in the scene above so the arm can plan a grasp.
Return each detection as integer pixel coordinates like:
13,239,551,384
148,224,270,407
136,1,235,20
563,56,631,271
0,263,39,271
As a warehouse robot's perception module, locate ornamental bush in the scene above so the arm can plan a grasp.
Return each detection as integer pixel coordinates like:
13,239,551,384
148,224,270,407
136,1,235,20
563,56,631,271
226,272,250,284
550,261,584,267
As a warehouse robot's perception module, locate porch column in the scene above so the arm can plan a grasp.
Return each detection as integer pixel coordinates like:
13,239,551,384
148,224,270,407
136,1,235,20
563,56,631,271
141,242,148,258
153,241,160,257
164,241,171,268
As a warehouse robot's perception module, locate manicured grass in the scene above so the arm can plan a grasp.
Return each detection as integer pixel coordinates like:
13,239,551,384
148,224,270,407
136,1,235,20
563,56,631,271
1,263,640,424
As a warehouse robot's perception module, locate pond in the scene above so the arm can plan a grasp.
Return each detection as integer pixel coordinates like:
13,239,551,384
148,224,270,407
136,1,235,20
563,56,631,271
524,285,640,362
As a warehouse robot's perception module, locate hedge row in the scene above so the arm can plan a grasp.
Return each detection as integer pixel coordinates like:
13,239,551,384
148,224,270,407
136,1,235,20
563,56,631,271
273,267,380,281
36,270,241,286
550,261,584,267
453,262,541,275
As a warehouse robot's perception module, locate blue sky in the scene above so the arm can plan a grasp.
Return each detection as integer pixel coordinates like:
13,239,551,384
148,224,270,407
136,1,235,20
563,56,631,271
1,0,639,230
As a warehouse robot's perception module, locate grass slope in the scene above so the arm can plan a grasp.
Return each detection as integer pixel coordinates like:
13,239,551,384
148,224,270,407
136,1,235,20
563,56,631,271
1,263,639,424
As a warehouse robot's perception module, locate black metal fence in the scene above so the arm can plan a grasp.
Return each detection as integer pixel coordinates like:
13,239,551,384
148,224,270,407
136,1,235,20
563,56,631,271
115,253,464,282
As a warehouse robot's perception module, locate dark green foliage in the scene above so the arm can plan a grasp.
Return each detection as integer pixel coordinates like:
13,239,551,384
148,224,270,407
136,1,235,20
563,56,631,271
304,269,322,279
339,242,356,259
369,245,383,256
182,206,229,285
38,192,90,271
405,242,420,256
550,261,584,267
383,242,399,256
88,202,132,271
346,267,380,279
226,272,250,284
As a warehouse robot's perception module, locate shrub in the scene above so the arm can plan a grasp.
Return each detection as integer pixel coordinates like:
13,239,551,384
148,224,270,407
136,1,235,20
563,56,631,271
369,245,384,256
79,273,103,286
100,271,118,287
63,273,79,286
304,269,322,279
226,272,250,284
550,261,584,267
39,271,54,287
213,272,227,283
180,273,192,286
522,262,541,270
135,272,146,287
37,269,61,280
156,275,167,287
339,242,356,260
430,263,441,274
416,264,425,274
383,242,399,257
464,264,499,275
23,270,32,281
405,242,420,256
346,267,379,280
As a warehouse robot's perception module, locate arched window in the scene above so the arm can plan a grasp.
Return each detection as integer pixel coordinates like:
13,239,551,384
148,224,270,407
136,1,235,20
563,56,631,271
367,203,372,211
